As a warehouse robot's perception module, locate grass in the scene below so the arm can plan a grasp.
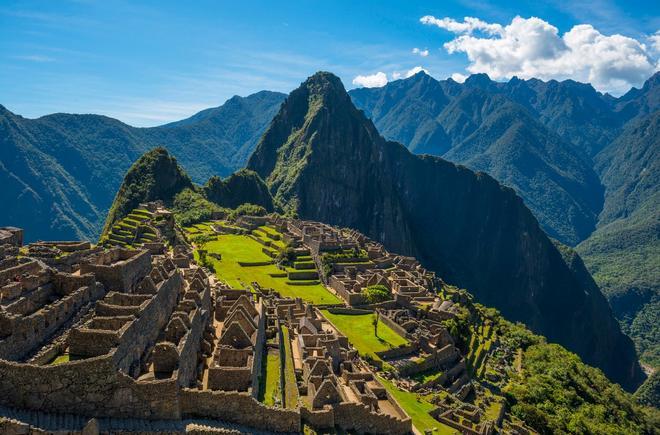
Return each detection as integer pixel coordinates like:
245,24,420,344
259,225,287,245
50,354,70,365
258,351,281,406
378,376,455,434
320,310,408,360
411,369,445,385
281,326,299,409
198,234,341,305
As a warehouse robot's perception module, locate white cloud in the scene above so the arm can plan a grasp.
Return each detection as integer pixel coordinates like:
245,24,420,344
451,73,467,83
420,15,503,35
412,47,429,57
649,31,660,57
352,71,388,88
421,15,659,94
392,66,428,80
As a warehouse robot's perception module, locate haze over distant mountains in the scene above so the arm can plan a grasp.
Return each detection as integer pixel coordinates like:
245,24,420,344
0,90,285,241
1,69,657,371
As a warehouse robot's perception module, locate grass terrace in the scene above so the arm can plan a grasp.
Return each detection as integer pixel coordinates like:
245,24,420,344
258,351,281,406
281,326,299,409
195,234,341,305
320,310,408,360
378,376,454,434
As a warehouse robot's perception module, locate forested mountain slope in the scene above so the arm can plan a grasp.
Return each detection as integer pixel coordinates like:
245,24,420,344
248,71,644,390
0,91,285,241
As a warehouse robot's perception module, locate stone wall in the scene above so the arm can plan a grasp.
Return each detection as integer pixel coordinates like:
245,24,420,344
180,389,300,433
112,271,182,374
80,249,151,292
301,402,412,434
374,343,419,360
0,279,104,361
378,312,411,340
398,344,460,377
0,227,23,247
0,355,180,419
174,306,205,388
333,402,412,434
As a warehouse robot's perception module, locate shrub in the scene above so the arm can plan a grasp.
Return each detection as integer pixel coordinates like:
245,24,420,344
229,203,267,219
363,285,392,304
172,188,226,226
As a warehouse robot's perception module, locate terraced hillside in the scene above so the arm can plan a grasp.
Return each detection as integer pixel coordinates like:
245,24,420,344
100,208,160,249
185,221,341,305
187,214,658,433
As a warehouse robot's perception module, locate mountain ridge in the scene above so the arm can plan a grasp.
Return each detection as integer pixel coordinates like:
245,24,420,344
0,91,285,242
248,71,644,390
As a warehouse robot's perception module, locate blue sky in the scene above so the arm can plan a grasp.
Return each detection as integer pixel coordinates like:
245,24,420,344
1,0,658,126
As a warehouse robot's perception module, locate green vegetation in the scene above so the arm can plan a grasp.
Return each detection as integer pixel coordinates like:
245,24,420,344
253,226,287,249
505,343,658,434
204,169,274,211
258,351,281,406
172,188,225,227
635,371,659,409
101,147,193,237
49,353,71,365
577,201,660,367
378,376,454,434
320,248,369,278
100,207,158,249
228,203,268,220
281,327,299,409
363,284,392,304
194,234,340,305
320,310,408,360
577,112,660,369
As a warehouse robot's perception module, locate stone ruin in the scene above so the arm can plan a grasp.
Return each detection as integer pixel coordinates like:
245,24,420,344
207,293,265,393
0,211,524,434
0,226,303,434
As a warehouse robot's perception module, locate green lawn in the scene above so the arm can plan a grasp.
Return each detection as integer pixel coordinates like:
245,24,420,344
378,376,455,434
258,351,281,406
320,310,408,360
199,235,341,305
281,327,299,409
49,353,70,365
258,225,287,247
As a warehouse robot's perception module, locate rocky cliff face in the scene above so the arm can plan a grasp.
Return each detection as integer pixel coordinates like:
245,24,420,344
248,72,645,390
350,72,606,245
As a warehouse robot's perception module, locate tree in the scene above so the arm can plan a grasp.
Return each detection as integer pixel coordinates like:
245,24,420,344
363,284,392,304
372,311,380,337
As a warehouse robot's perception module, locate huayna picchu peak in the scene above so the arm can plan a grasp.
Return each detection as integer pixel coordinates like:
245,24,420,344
248,71,645,391
1,4,659,431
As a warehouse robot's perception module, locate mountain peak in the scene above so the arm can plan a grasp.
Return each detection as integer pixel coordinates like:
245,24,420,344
302,71,346,96
643,70,660,89
101,147,193,235
464,72,493,87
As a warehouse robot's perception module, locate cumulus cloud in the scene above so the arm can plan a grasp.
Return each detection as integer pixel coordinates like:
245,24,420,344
421,15,659,94
352,71,388,88
352,67,429,88
392,66,428,80
412,47,429,57
451,73,467,83
649,31,660,57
